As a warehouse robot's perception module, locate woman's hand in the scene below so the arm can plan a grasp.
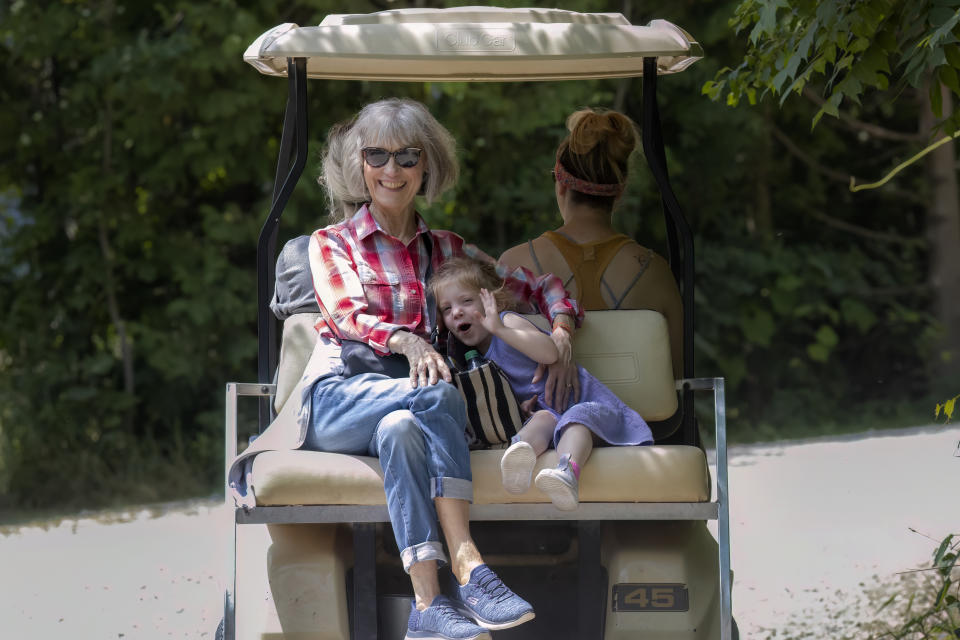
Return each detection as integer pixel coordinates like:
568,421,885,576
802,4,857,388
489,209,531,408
388,331,452,388
532,326,579,410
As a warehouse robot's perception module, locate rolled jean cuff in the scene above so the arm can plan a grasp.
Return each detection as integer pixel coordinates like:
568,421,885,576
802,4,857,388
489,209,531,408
400,541,447,573
431,476,473,502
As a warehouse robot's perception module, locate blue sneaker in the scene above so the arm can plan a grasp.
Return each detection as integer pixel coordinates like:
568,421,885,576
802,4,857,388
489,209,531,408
406,595,491,640
451,564,535,630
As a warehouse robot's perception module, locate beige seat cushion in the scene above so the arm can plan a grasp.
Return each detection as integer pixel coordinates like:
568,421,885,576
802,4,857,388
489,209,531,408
251,446,709,507
526,310,677,421
254,308,693,509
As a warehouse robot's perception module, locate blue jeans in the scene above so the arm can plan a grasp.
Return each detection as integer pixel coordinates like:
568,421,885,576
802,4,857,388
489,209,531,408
305,373,473,572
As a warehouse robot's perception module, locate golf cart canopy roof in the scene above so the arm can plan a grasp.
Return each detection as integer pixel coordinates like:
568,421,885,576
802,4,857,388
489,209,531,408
243,6,703,82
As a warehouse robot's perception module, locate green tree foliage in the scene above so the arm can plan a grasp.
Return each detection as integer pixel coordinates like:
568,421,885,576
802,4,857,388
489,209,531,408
697,0,960,430
0,0,336,509
936,394,958,421
0,0,947,511
703,0,960,131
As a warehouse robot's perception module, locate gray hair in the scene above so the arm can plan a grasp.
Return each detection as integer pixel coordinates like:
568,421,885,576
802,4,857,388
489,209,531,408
319,98,459,222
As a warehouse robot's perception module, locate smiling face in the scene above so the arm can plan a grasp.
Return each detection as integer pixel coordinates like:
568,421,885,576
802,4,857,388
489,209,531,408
362,140,427,220
437,279,492,352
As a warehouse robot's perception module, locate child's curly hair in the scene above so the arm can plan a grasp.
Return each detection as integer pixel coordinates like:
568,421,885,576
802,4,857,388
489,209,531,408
428,256,519,314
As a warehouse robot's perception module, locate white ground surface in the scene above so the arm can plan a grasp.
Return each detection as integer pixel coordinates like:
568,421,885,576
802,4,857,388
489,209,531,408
1,424,957,639
712,424,960,638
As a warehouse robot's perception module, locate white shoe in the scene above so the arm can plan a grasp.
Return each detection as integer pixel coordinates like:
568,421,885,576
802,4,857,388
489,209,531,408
500,441,537,494
535,462,579,511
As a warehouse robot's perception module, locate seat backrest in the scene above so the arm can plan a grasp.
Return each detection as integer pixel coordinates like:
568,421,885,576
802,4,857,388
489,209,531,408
526,310,677,421
275,309,677,424
274,312,324,412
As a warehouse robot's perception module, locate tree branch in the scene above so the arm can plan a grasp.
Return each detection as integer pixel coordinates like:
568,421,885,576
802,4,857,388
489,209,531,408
802,87,924,142
770,125,924,204
94,0,135,419
804,208,923,247
770,124,860,183
99,99,136,404
850,130,960,192
849,283,931,298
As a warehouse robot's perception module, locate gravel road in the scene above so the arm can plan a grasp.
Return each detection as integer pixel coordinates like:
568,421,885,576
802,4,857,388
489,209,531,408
1,424,957,639
715,424,959,638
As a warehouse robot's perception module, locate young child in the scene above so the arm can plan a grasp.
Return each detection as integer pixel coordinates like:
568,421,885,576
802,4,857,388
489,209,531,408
429,257,653,511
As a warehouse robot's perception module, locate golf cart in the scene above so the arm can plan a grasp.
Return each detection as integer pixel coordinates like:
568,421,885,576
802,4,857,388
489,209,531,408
223,6,733,640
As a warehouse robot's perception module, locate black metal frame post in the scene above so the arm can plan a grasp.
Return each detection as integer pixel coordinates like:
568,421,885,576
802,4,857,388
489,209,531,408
352,524,378,640
257,57,308,432
641,57,698,447
578,521,605,639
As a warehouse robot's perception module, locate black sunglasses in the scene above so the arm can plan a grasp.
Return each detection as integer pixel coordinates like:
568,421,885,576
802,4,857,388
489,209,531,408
361,147,423,168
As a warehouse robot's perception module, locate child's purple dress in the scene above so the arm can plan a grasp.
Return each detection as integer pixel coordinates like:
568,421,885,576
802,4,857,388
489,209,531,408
484,312,653,447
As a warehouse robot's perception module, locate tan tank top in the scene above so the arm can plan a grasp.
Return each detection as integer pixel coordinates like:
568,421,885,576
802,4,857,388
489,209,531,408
528,231,652,310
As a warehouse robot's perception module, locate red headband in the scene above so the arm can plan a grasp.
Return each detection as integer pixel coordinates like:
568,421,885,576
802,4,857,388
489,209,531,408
553,160,624,197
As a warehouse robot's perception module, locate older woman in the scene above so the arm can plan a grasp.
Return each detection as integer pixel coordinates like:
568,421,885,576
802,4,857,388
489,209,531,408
305,98,581,640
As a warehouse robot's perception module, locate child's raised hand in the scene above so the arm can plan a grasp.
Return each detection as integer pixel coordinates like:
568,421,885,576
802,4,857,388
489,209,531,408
478,288,502,333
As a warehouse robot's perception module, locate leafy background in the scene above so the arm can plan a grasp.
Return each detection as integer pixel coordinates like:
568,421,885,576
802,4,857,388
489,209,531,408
1,0,957,513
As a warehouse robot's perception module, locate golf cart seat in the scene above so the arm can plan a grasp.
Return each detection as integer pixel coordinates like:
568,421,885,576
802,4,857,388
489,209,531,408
245,309,709,510
226,299,727,639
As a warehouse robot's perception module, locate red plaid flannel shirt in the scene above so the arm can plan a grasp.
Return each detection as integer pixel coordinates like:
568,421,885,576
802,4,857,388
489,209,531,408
309,205,582,354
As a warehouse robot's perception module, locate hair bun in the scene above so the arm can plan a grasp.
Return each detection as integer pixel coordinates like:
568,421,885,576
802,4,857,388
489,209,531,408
566,108,636,161
556,108,638,200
